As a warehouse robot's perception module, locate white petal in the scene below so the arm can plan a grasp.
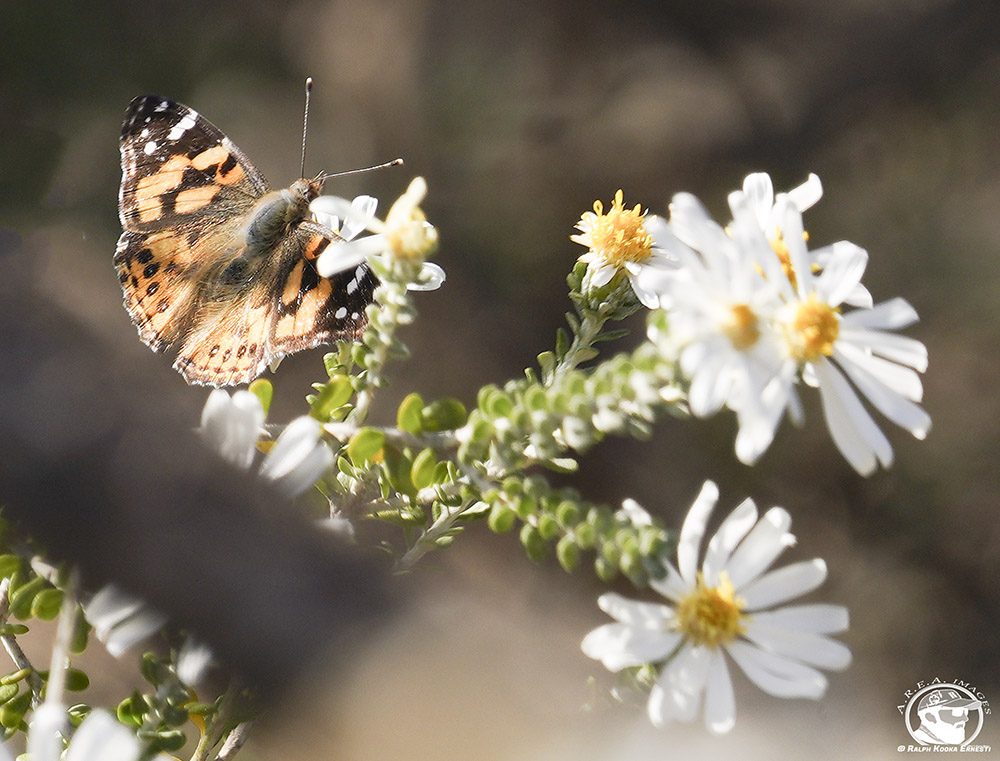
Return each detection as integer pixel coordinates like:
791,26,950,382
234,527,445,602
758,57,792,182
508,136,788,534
27,702,66,761
647,645,710,726
199,390,264,470
726,641,827,699
834,348,930,437
814,358,892,475
786,173,823,213
627,270,661,309
739,559,828,611
581,623,680,672
589,262,617,288
724,507,794,589
316,237,383,278
687,352,731,417
813,242,868,308
177,638,214,686
103,608,169,658
677,481,719,586
703,650,736,734
669,193,732,271
702,498,758,587
750,604,849,634
843,283,873,308
777,197,812,295
835,341,925,401
86,585,145,637
597,593,674,628
340,195,379,241
841,297,918,331
65,710,141,761
259,416,332,496
743,620,852,670
742,172,774,229
619,498,652,527
407,261,447,291
648,561,689,603
309,194,355,222
837,327,928,372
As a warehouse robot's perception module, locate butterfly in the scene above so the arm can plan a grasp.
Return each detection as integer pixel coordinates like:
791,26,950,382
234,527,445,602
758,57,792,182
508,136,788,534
115,94,378,386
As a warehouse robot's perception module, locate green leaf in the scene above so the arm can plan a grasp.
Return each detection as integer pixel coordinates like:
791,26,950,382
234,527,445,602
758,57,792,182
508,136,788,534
396,392,425,434
593,328,630,344
29,588,63,621
65,668,89,692
382,445,415,497
67,703,91,728
0,691,29,729
594,556,618,582
0,625,27,638
69,607,90,654
487,504,516,534
555,327,570,360
347,428,385,465
537,351,556,380
574,347,599,363
537,513,560,541
0,685,17,704
556,535,580,572
0,555,21,579
247,378,273,416
8,577,46,620
310,375,354,421
410,449,437,490
421,398,467,432
519,524,547,562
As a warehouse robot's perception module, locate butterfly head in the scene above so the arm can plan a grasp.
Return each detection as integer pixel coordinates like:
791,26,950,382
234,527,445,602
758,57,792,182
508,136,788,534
291,176,326,203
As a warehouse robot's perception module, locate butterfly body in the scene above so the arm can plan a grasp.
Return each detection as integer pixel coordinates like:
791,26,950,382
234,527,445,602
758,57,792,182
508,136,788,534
115,96,376,387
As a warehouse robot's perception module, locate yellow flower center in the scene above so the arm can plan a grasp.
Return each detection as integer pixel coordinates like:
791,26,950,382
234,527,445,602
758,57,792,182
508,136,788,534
785,295,840,362
769,229,798,289
674,573,746,648
573,189,653,267
722,304,761,350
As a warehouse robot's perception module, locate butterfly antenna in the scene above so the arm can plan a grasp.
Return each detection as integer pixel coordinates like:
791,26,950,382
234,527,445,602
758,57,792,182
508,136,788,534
316,158,404,182
300,77,313,179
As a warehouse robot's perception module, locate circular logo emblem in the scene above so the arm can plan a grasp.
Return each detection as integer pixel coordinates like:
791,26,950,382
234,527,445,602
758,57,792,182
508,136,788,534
904,683,985,747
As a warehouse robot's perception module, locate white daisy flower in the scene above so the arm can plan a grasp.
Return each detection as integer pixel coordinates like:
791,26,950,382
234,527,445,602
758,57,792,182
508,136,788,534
571,190,680,309
311,177,445,291
199,389,334,497
741,172,872,308
650,191,788,464
582,481,851,734
770,197,931,475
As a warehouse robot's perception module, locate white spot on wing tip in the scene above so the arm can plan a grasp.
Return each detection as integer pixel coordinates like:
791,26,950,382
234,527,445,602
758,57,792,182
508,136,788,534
334,307,348,320
346,278,358,294
143,140,157,155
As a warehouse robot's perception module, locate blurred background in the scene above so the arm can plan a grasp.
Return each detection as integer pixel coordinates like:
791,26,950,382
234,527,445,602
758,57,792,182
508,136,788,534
2,0,999,757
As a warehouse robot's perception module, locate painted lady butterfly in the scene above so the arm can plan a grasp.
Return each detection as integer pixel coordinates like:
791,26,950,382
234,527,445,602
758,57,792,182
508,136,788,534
115,94,377,386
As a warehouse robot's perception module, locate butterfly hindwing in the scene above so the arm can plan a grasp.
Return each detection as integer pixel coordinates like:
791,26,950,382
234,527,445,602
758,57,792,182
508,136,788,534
270,221,376,355
172,223,375,387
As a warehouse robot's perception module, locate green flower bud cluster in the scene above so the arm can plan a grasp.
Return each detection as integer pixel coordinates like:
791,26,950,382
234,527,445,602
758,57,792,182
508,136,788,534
116,651,209,755
481,474,672,586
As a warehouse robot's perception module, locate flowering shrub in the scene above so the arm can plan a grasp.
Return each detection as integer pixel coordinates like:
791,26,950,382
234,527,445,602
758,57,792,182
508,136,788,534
0,170,928,757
